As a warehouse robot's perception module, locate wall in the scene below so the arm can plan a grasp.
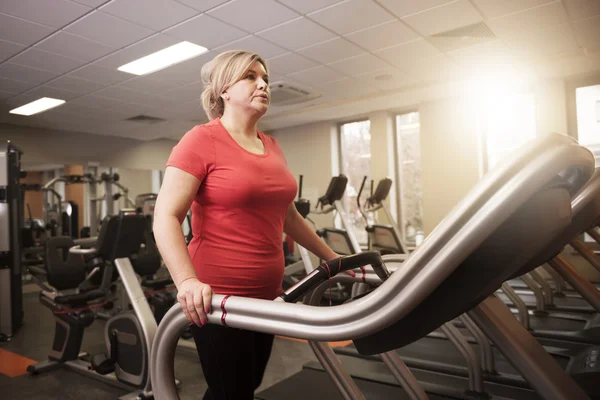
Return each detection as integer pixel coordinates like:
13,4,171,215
114,168,154,208
0,123,177,171
535,79,568,138
419,98,481,234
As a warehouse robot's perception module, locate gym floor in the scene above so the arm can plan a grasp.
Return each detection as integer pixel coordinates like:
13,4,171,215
0,284,319,399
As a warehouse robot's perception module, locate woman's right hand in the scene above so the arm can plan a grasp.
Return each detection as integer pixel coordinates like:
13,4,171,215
177,278,213,326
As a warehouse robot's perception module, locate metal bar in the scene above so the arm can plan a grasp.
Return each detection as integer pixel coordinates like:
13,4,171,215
380,352,429,400
501,282,530,329
542,264,565,296
570,239,600,273
309,341,365,400
469,296,590,400
521,273,545,312
548,256,600,312
439,322,484,394
459,314,495,373
114,257,157,394
585,228,600,247
530,269,554,307
334,199,362,254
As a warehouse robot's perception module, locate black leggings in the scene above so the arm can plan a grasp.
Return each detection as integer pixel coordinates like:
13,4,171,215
190,323,275,400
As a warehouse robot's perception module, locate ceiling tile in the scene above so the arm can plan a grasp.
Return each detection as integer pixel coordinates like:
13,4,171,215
35,31,115,63
345,21,420,51
213,35,288,59
401,0,483,36
161,82,204,103
399,55,462,84
0,0,91,28
208,0,299,33
505,23,580,60
0,90,15,100
356,67,417,90
65,11,154,49
257,17,337,51
7,86,81,106
563,0,600,21
93,34,182,70
266,52,319,75
374,39,442,69
470,0,555,19
319,76,380,99
72,0,108,6
449,40,516,65
572,15,600,51
152,99,204,119
0,77,36,93
287,65,345,85
0,63,57,85
10,48,86,74
308,0,395,35
297,37,365,64
376,0,455,18
487,1,569,38
0,13,54,46
45,75,108,95
328,53,391,76
119,76,180,95
95,85,156,103
0,40,26,62
175,0,231,12
101,0,199,31
164,14,247,49
277,0,345,14
69,64,131,85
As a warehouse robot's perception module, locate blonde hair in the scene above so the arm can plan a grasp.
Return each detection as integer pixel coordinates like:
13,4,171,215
201,50,269,120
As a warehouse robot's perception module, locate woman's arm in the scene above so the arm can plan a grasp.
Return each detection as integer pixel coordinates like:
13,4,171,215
283,202,338,261
153,166,212,326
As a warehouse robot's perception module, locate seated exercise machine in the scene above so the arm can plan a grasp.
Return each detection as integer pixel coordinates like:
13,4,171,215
149,133,595,400
28,210,168,399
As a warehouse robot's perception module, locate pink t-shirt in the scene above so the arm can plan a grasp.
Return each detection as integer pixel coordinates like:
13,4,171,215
166,118,297,300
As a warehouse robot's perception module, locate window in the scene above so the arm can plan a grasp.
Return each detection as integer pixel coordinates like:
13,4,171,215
482,93,536,172
395,112,424,246
339,120,371,244
575,84,600,151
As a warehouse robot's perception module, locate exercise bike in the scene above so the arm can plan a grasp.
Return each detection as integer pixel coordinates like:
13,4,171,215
28,210,167,399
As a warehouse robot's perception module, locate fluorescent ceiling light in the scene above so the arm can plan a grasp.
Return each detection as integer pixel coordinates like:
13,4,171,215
9,97,65,116
118,41,208,76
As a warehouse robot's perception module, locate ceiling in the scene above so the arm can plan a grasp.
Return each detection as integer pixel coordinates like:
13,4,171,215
0,0,599,141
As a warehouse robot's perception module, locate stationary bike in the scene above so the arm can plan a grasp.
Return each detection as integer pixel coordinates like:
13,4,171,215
29,210,161,399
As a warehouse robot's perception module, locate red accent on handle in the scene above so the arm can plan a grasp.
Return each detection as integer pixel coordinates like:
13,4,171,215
221,295,231,327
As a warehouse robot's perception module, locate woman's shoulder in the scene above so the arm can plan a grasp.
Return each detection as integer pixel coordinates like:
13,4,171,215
180,119,221,143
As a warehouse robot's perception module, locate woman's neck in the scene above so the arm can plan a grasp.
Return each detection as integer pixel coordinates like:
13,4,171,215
220,109,260,139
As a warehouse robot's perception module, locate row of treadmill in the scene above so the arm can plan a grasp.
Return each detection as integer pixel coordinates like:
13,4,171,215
150,132,600,400
26,132,600,399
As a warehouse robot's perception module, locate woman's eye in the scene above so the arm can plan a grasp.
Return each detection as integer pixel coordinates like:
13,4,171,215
247,74,255,80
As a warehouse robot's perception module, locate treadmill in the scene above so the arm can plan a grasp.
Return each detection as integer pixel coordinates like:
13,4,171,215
336,167,600,397
150,133,594,400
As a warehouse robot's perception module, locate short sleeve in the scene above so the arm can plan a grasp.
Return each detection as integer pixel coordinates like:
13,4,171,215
166,125,216,182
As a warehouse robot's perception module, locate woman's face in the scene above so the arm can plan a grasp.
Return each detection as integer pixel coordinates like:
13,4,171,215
223,61,270,117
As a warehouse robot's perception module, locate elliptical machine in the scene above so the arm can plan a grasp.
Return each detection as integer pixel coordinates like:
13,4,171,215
357,176,408,255
28,210,162,399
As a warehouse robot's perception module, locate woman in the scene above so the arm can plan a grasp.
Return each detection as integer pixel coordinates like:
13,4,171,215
153,50,340,400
